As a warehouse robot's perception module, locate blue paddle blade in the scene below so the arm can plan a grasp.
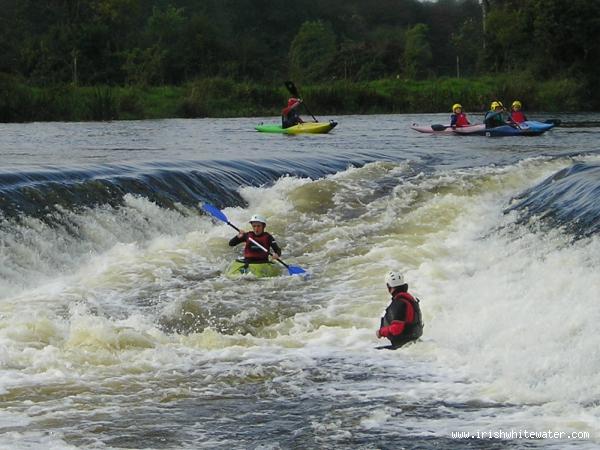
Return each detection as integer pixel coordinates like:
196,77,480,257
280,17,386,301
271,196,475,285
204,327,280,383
287,265,306,276
201,202,228,223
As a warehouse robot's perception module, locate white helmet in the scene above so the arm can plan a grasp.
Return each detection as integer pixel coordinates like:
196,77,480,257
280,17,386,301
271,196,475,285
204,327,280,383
249,214,267,225
384,271,405,287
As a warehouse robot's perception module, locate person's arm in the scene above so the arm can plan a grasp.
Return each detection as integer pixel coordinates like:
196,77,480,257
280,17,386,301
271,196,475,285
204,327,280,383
271,237,281,259
377,301,407,337
282,99,301,117
485,110,502,126
484,111,493,126
450,114,457,128
228,232,246,247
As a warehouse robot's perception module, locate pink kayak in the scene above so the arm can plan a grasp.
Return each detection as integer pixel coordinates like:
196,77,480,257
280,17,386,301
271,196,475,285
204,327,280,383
410,123,485,134
411,123,454,134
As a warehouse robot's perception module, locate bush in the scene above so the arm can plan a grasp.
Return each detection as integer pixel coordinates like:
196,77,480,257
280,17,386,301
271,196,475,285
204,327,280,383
535,79,585,111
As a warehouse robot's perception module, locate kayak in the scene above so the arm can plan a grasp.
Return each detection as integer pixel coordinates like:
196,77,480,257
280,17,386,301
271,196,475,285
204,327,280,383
256,121,337,134
454,120,555,137
522,120,556,131
411,123,485,134
411,124,454,134
226,259,283,278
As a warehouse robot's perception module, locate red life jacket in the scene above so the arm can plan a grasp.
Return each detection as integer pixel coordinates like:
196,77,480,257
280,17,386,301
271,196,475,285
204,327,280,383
243,231,273,261
282,99,301,116
455,113,470,127
511,111,526,123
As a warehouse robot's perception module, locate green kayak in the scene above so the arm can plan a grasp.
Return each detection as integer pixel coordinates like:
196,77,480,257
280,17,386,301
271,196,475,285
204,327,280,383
226,259,283,278
255,121,337,134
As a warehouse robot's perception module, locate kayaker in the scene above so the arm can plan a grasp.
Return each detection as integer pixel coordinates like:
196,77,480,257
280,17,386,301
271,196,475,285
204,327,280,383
450,103,470,128
376,271,424,349
281,97,304,129
484,101,509,128
228,214,281,263
510,100,528,123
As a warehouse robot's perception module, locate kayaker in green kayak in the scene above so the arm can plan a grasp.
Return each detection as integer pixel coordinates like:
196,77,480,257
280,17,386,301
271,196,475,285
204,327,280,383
228,214,281,263
376,271,424,349
282,97,304,129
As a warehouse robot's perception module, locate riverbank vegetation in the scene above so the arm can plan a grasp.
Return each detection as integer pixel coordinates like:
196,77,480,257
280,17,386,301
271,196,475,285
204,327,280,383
1,0,598,122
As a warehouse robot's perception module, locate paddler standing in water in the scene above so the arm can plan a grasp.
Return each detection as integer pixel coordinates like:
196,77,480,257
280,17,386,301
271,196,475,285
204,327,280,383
229,214,281,263
281,97,304,129
376,271,424,349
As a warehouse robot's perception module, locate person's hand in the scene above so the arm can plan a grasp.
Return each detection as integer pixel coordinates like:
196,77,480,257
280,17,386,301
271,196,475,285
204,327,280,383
271,253,280,260
297,98,302,103
376,330,381,338
237,230,245,238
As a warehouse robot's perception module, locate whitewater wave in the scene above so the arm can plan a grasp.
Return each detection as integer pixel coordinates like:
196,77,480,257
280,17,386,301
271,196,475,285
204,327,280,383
1,151,600,447
507,161,600,238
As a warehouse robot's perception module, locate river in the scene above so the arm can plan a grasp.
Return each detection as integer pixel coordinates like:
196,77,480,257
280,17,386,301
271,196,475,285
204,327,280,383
1,113,599,449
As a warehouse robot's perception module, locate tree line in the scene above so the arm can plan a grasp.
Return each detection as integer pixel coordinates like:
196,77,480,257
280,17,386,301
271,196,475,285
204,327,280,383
1,0,599,109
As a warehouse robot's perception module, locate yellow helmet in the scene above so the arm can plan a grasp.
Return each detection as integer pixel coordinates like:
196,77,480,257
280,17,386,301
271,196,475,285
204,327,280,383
452,103,462,112
491,101,503,109
512,100,522,109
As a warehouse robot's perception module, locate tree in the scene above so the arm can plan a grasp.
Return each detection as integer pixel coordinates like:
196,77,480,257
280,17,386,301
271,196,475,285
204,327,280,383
531,0,600,79
289,21,337,83
451,18,483,76
403,23,432,79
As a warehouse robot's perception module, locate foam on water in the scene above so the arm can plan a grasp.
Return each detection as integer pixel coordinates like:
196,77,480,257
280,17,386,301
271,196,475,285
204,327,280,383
1,152,600,447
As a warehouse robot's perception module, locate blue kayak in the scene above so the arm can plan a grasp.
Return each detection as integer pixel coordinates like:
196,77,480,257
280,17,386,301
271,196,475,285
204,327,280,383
454,120,555,136
522,120,556,132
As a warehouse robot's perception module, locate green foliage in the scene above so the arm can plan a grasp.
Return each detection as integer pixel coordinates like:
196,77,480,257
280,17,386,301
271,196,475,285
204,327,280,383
484,6,531,71
87,87,118,121
122,45,167,86
534,79,587,111
403,24,432,79
0,74,35,122
181,78,282,118
289,21,337,83
1,0,600,116
296,82,394,114
0,74,592,122
452,18,483,76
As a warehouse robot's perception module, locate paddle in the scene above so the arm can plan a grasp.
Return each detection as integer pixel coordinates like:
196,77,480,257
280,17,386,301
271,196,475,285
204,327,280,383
284,80,318,122
201,202,306,276
431,124,450,131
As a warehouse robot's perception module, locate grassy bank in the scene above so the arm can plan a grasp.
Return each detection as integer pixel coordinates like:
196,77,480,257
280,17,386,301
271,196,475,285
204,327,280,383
0,73,591,123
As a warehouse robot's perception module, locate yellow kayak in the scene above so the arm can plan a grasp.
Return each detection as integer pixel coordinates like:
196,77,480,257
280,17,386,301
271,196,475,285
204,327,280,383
225,259,283,278
256,121,337,134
